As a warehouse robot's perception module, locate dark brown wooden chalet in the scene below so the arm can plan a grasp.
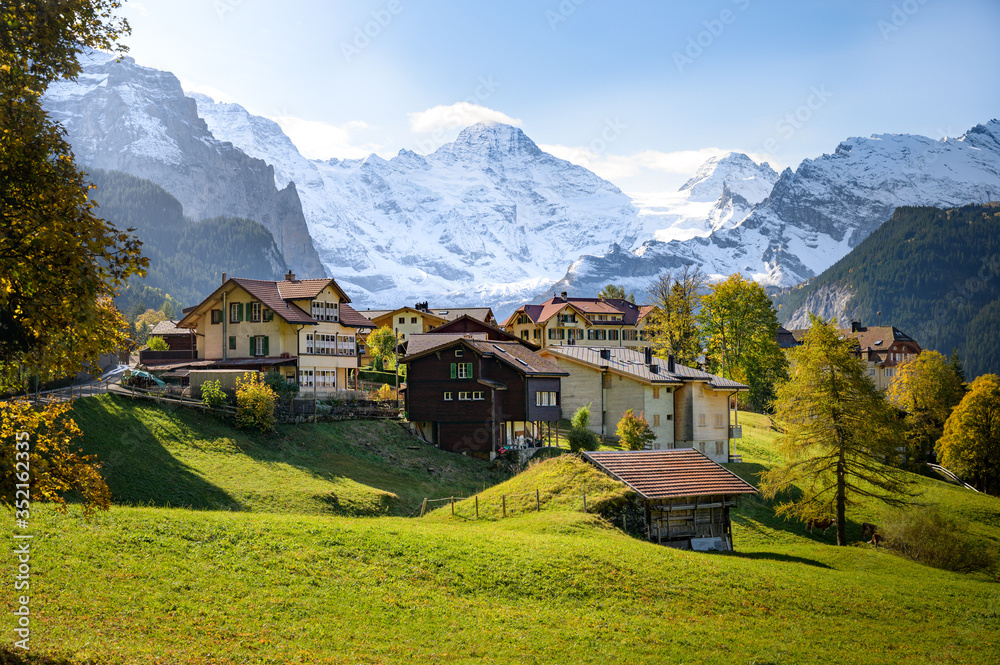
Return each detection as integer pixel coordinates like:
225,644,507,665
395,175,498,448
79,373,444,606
402,338,568,459
426,314,540,349
584,450,758,551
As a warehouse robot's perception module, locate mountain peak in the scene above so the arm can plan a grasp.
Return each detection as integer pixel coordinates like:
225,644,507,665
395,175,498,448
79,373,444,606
445,122,541,157
679,152,778,205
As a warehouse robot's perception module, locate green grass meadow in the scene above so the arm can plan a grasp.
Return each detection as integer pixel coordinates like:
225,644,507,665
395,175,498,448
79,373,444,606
2,397,998,664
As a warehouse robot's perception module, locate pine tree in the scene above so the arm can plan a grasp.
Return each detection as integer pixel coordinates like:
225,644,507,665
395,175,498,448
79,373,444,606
597,284,634,303
760,317,912,545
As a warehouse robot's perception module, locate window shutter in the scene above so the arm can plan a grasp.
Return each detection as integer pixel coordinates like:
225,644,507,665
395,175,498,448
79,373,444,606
450,363,457,379
262,336,269,356
236,302,244,322
466,362,473,378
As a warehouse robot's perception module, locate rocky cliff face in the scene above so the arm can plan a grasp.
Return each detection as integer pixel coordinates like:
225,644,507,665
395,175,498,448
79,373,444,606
782,283,859,330
43,50,325,278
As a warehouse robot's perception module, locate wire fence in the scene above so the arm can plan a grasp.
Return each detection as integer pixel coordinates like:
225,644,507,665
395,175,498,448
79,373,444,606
420,490,592,519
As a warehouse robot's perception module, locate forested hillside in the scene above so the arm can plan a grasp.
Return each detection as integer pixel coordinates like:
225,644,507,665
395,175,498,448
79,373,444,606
774,203,1000,378
86,169,288,315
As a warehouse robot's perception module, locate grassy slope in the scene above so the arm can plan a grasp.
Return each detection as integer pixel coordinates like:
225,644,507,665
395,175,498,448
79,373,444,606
68,394,506,516
2,403,998,664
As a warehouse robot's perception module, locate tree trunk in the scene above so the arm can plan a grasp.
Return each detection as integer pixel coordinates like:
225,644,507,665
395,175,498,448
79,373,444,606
836,430,847,546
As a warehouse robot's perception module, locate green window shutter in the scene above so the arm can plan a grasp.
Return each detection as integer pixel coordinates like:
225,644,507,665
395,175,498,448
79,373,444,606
450,363,457,379
237,302,244,322
229,336,236,350
262,336,269,356
466,362,473,378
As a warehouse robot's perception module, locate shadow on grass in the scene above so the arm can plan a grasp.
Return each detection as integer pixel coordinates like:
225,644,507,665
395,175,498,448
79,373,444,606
70,395,246,511
0,647,92,665
721,550,833,569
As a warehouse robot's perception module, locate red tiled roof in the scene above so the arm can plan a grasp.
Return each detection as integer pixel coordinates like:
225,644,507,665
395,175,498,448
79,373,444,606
275,278,346,301
583,450,758,500
230,278,315,324
340,303,376,329
508,296,645,327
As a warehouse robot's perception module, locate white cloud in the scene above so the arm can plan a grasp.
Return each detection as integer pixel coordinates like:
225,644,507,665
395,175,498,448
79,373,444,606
180,80,238,104
539,144,774,190
268,116,380,160
408,102,522,134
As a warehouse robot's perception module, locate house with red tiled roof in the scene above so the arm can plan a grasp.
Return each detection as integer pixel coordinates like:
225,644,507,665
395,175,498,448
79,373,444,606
502,292,652,348
784,321,921,390
584,449,758,551
176,271,375,393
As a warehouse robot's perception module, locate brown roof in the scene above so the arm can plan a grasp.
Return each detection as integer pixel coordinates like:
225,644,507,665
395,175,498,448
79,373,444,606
542,346,748,390
339,304,376,329
429,307,494,323
230,278,315,324
785,324,920,364
275,278,347,302
583,450,758,500
405,333,488,356
403,337,568,377
507,296,646,327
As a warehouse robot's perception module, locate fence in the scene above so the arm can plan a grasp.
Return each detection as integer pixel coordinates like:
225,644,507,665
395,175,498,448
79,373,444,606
109,383,237,414
420,490,592,519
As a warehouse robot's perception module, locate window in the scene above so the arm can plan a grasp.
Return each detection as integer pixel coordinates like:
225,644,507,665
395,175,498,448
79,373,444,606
609,330,619,341
715,414,725,429
869,368,877,376
399,316,405,324
230,302,242,323
653,387,660,399
450,362,473,379
885,368,896,378
306,334,315,354
698,414,706,427
251,302,262,322
310,301,338,322
263,308,273,322
411,316,417,324
443,392,453,401
473,391,485,400
699,441,706,453
622,329,638,341
715,441,724,456
458,391,471,401
298,369,314,387
521,331,529,340
253,335,268,356
653,414,661,427
228,336,236,351
533,329,540,339
666,414,673,421
455,349,464,358
535,391,558,406
210,309,222,325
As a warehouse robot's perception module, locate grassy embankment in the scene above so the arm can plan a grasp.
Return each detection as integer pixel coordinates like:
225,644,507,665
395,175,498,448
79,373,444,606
1,398,998,664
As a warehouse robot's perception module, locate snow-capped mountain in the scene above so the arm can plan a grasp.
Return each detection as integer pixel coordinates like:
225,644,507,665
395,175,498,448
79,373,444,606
43,50,325,277
556,120,1000,298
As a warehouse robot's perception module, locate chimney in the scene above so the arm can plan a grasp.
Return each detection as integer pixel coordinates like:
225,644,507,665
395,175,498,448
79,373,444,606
221,272,227,284
561,291,568,301
285,270,296,282
644,346,653,366
599,349,610,361
667,354,676,373
851,320,862,333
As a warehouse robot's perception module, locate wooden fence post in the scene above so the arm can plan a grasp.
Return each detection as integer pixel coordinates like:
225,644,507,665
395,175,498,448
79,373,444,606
450,496,455,516
475,496,479,519
536,489,541,512
420,498,427,517
502,495,506,518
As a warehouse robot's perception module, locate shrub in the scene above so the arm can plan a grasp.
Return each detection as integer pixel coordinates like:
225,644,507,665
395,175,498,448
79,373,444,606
200,380,227,408
567,405,599,453
146,336,169,351
263,370,299,401
235,373,278,432
616,409,656,451
879,507,998,574
374,383,396,402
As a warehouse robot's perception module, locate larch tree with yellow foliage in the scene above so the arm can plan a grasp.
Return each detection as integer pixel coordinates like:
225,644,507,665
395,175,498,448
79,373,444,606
936,374,1000,495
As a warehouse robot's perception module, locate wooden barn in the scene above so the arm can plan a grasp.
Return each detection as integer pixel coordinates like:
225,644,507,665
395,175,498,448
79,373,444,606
583,449,757,551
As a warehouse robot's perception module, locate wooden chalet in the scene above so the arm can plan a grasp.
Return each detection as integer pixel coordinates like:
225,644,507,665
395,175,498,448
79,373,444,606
584,450,757,551
401,337,568,459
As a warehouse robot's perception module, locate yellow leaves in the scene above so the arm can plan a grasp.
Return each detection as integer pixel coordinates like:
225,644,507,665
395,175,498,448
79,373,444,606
235,373,278,432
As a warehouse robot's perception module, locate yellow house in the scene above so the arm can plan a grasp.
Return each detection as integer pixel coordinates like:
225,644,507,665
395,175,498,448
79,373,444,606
358,305,497,344
539,346,748,464
177,272,374,394
503,292,653,349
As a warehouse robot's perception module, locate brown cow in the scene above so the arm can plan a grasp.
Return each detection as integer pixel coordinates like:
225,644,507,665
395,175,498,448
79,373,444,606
863,522,884,549
806,518,836,535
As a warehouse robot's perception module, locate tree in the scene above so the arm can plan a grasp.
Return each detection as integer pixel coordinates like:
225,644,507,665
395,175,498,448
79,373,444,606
888,350,965,468
235,372,278,432
699,274,787,411
1,399,111,516
936,374,1000,495
645,265,705,366
598,284,634,303
1,1,146,393
146,336,169,351
615,409,656,451
759,317,911,545
567,404,599,452
949,348,967,388
367,326,397,372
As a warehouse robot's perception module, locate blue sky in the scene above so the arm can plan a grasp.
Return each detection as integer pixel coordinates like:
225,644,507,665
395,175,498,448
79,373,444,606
121,0,1000,192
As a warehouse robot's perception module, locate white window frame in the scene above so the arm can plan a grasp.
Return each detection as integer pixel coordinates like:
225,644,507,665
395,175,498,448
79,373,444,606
251,302,262,322
443,392,453,401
